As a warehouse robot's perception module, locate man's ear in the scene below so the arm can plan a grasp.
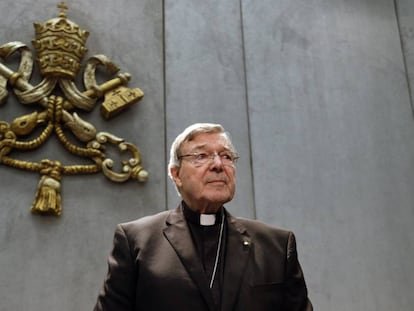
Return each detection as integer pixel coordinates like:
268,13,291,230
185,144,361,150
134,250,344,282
169,166,182,187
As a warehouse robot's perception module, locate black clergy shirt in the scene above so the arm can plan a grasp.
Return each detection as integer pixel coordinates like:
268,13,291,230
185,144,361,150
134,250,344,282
182,201,227,308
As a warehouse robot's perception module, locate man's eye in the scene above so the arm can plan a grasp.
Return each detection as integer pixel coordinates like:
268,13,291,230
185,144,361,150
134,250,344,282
220,153,233,160
196,153,209,160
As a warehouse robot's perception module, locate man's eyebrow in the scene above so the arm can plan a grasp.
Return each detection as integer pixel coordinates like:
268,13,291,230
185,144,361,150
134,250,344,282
189,145,232,153
187,144,207,152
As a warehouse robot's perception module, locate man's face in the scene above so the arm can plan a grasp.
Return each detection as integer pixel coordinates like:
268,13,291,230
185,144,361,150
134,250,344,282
170,132,236,213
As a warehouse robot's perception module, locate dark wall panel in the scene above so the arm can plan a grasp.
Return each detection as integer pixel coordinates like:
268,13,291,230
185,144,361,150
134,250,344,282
0,1,164,310
164,0,255,218
242,0,414,310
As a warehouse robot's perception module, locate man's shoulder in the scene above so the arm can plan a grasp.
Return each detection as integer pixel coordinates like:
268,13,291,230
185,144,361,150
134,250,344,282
119,209,172,233
231,216,296,253
231,215,292,238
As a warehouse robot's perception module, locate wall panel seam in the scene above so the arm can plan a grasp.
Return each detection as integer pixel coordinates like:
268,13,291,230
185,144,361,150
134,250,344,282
162,0,169,211
239,0,257,219
393,0,414,120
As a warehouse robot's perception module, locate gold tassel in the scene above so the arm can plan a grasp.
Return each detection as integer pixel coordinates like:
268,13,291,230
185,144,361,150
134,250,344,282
31,160,62,216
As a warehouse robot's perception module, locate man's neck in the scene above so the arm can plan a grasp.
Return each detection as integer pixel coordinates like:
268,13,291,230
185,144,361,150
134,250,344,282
182,200,223,214
182,201,224,226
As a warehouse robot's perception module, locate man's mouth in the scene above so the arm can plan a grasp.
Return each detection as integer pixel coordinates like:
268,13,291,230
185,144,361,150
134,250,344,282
207,179,226,184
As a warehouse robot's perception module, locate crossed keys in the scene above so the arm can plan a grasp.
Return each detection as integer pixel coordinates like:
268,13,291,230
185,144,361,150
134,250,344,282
0,4,148,216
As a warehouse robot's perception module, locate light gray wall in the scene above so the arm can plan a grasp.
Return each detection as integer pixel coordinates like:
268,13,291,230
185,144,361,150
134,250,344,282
1,0,413,310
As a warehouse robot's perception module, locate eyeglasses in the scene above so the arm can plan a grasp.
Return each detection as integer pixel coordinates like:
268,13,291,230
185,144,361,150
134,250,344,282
178,151,239,166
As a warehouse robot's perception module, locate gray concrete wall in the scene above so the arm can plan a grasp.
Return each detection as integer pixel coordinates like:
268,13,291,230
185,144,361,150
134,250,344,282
1,0,413,310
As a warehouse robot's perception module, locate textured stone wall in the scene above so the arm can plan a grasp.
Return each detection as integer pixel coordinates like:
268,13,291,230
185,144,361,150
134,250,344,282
1,0,413,310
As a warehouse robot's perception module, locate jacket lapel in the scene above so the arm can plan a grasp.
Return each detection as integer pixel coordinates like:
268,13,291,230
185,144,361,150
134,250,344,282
163,206,216,311
221,214,252,311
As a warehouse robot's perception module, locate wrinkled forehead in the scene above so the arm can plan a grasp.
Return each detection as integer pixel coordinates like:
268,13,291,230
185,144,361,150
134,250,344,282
181,132,233,152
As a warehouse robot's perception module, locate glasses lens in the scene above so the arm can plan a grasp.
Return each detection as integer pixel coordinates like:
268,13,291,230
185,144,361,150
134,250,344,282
219,152,234,165
181,152,238,166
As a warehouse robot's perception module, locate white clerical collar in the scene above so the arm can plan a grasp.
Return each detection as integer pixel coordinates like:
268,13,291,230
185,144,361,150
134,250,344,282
200,214,216,226
182,201,223,226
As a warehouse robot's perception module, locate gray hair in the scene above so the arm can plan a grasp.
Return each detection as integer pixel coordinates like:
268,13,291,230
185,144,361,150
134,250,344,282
168,123,235,180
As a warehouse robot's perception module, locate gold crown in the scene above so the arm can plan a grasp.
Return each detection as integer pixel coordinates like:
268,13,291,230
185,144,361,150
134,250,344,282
32,2,89,79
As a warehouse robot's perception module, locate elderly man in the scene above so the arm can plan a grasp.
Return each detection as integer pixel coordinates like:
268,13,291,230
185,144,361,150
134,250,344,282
94,123,312,311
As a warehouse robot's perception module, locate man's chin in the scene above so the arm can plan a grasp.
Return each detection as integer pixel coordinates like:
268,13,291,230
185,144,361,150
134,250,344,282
205,192,233,205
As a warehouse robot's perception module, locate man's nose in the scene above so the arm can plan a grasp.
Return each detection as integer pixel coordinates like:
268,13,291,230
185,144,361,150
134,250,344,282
210,154,224,170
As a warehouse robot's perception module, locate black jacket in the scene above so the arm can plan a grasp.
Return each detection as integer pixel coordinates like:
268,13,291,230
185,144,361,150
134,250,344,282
94,204,312,311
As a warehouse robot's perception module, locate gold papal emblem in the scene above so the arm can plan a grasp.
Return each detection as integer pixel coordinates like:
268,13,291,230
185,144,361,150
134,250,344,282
0,3,148,216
